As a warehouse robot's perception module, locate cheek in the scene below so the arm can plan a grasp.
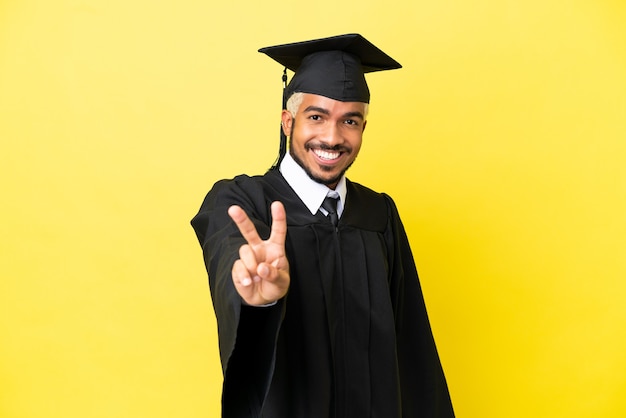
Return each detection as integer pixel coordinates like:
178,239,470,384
349,134,363,152
290,128,310,153
292,124,318,144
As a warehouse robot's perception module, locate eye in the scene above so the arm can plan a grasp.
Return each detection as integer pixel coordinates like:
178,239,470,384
309,114,322,121
344,119,359,126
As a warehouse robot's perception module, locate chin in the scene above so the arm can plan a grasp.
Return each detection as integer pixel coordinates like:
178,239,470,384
308,170,343,186
291,150,347,186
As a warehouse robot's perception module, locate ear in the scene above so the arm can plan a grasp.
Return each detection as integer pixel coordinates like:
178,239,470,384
362,119,367,133
281,110,293,136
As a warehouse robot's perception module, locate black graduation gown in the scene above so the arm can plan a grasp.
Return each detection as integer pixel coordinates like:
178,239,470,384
191,169,454,418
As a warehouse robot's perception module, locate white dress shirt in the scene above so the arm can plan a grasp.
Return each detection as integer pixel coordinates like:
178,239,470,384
279,153,346,218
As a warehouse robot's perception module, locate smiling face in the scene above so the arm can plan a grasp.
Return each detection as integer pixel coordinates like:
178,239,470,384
282,93,367,189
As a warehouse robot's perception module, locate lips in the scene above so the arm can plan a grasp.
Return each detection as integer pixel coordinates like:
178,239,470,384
313,148,341,161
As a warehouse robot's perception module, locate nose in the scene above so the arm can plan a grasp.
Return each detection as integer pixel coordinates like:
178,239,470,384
319,123,342,146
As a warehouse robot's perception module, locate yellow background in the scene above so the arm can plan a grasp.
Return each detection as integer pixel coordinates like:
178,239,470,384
1,0,625,416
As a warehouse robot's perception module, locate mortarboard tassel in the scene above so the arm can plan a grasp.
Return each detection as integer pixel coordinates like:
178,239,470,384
270,68,289,171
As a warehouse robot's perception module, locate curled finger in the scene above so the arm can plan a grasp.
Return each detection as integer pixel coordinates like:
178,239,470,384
232,259,253,287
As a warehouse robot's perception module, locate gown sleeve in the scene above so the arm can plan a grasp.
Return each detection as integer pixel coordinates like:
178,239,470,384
384,194,455,417
191,177,285,417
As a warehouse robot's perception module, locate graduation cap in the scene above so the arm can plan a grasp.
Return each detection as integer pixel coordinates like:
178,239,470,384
259,33,402,169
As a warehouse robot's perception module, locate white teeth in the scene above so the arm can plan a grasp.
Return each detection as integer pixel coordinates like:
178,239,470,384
313,149,340,160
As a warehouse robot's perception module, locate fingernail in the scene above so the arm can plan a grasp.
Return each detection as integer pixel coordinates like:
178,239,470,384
253,275,261,283
242,278,252,286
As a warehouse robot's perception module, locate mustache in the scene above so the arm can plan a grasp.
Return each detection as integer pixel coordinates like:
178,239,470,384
305,142,351,153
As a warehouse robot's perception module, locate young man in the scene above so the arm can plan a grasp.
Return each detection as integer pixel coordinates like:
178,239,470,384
191,34,454,417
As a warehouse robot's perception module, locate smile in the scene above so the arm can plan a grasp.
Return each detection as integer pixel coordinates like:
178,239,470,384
313,149,341,160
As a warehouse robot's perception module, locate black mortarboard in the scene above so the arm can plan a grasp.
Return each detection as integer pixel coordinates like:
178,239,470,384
258,33,402,169
259,33,402,103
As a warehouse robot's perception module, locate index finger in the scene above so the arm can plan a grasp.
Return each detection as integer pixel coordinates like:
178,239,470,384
267,201,287,246
228,205,262,246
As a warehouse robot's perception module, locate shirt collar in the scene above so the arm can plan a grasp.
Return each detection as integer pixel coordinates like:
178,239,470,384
280,153,346,216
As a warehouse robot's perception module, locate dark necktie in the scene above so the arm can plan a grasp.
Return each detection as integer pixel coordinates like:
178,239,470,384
321,196,339,227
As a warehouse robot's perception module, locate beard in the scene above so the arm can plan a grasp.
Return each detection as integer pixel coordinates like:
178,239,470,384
288,138,356,186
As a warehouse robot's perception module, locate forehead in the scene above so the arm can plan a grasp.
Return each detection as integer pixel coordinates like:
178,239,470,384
299,93,367,114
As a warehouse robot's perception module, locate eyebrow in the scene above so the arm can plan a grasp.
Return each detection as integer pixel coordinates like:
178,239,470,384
343,111,365,120
303,106,330,115
303,106,364,120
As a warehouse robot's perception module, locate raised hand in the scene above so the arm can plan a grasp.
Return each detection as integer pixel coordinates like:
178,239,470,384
228,201,290,306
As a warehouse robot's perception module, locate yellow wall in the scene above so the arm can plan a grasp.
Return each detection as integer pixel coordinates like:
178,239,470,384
1,1,625,417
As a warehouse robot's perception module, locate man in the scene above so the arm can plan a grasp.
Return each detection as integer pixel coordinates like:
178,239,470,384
191,34,454,417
